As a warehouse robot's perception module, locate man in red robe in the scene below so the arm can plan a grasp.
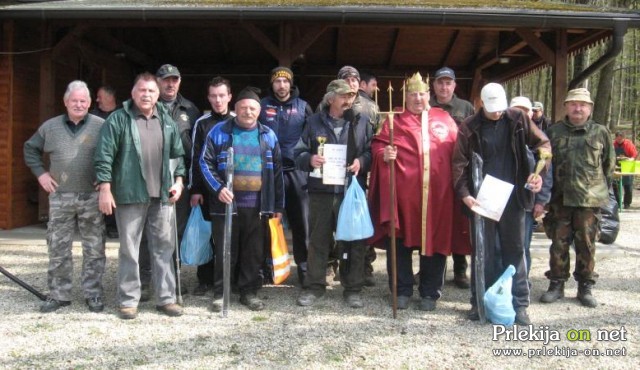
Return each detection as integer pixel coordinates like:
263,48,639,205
368,72,470,311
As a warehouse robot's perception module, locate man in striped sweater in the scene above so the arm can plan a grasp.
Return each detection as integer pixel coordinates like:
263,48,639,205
24,80,107,314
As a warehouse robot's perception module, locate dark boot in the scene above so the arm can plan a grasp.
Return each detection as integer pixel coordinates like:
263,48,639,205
540,280,564,303
577,282,598,308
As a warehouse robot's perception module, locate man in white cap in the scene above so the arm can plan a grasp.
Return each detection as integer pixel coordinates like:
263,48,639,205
510,96,553,278
452,82,550,325
540,88,615,308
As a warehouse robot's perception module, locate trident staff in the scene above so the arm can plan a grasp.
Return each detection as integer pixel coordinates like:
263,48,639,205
374,80,405,318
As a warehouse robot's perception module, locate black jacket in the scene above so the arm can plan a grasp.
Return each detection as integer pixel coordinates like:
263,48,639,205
294,109,372,194
452,108,551,211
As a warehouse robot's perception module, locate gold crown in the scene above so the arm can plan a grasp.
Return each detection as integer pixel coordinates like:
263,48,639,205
406,72,429,93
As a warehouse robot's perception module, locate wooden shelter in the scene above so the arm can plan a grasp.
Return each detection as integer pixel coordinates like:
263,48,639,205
1,1,640,228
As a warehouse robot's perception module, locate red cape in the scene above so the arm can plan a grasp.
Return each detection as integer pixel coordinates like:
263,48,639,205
368,107,471,256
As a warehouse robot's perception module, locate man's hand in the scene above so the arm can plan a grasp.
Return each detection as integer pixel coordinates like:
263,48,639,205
383,145,397,162
311,154,325,169
218,187,234,204
38,172,58,193
347,158,361,176
533,203,546,219
273,212,283,220
190,194,204,207
168,177,184,204
526,173,543,193
98,183,116,215
462,195,479,210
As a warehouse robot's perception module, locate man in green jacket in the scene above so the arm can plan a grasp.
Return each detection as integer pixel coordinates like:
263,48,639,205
94,72,186,320
541,88,615,308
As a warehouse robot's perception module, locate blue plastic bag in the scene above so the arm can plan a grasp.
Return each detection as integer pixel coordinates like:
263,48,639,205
180,206,213,266
483,265,516,326
336,177,374,241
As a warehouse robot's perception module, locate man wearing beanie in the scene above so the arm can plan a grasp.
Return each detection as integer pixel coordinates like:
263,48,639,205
200,86,284,311
541,88,615,308
294,79,373,308
259,66,313,286
452,82,550,325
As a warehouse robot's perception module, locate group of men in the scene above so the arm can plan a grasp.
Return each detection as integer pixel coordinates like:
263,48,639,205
24,62,615,324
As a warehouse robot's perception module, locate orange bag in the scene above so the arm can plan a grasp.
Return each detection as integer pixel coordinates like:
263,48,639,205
269,218,291,284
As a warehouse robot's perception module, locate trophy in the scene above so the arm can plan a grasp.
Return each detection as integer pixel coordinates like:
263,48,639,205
310,135,327,178
525,149,552,190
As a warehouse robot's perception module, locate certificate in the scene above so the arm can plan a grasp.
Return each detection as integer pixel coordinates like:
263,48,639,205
322,144,347,185
471,174,514,222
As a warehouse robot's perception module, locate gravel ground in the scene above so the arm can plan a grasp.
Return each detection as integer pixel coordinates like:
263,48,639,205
1,203,639,369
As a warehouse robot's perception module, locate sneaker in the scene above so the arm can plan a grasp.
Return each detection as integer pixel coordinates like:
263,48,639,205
515,307,532,325
193,283,212,296
454,273,470,289
85,297,104,313
240,292,265,311
297,291,322,307
210,295,223,313
40,298,71,313
418,297,437,311
118,306,138,320
344,293,364,308
396,295,410,310
156,303,183,317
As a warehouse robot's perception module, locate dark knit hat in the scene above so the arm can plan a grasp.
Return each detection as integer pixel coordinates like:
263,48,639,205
337,65,360,81
270,66,293,83
236,86,261,103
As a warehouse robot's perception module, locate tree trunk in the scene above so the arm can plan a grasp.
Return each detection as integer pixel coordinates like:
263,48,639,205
593,58,614,127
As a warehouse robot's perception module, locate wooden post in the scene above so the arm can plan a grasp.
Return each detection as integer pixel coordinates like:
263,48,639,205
552,29,568,123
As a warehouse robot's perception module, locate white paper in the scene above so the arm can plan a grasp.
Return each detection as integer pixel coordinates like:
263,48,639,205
322,144,347,185
471,174,514,222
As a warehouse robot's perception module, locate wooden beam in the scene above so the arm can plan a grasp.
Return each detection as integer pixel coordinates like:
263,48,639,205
92,29,153,66
552,29,568,122
440,30,461,68
289,25,328,64
51,24,89,59
515,28,555,66
0,21,14,229
242,22,280,62
386,27,402,69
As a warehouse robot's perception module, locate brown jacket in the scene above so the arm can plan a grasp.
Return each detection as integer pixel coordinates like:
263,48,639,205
451,108,551,211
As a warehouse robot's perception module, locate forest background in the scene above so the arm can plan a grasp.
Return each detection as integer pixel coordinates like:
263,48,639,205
507,0,640,143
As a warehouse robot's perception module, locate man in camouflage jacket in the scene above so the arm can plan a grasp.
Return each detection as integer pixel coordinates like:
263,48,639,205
541,88,615,308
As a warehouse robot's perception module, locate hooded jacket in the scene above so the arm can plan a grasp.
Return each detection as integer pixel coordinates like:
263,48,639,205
259,86,312,169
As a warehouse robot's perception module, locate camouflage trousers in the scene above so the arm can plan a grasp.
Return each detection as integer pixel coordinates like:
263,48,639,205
47,192,106,301
544,203,600,284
